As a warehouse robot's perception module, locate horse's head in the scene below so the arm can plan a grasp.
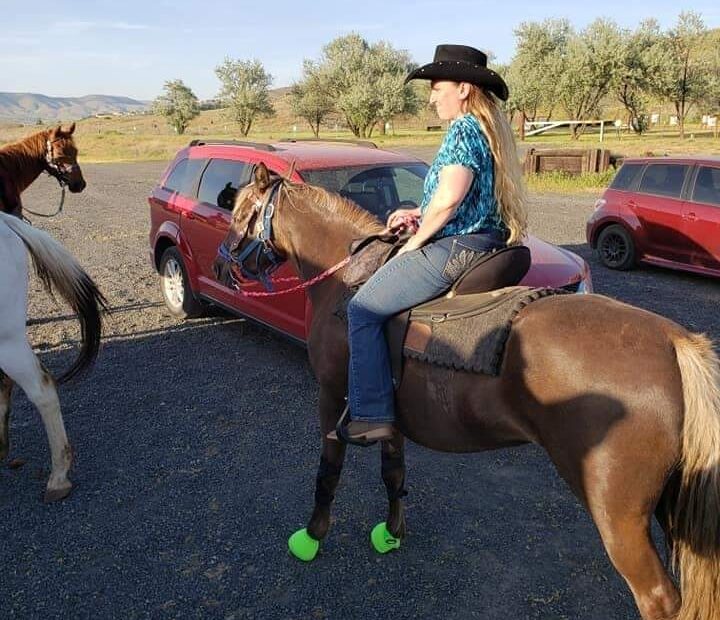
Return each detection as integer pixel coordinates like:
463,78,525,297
46,123,86,193
212,162,288,289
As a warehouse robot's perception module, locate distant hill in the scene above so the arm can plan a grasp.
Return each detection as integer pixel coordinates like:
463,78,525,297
0,92,150,123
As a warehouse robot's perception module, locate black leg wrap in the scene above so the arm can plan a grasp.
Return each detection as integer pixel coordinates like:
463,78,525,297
382,454,408,501
314,456,343,507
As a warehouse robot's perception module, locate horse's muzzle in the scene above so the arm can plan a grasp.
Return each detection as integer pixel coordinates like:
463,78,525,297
68,179,86,193
212,255,232,286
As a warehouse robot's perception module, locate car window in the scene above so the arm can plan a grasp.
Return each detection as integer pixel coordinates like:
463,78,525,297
301,164,428,221
163,158,206,198
692,166,720,207
393,167,425,205
610,163,643,191
638,164,689,199
198,159,252,209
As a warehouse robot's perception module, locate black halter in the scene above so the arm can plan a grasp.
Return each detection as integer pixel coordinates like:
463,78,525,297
44,138,78,187
217,178,286,291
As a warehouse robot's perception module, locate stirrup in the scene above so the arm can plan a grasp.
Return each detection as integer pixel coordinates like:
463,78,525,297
334,403,378,448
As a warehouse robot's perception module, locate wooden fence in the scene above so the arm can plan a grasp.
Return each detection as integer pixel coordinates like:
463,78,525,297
523,148,614,175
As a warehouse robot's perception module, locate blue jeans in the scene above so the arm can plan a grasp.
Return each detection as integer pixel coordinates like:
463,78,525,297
347,232,506,422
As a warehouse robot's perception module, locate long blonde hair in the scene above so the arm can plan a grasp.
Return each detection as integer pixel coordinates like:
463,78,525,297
463,86,527,244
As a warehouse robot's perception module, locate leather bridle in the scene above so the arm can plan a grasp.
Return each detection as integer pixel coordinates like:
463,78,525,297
217,178,286,291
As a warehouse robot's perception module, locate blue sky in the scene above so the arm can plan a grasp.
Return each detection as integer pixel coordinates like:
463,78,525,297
2,0,719,101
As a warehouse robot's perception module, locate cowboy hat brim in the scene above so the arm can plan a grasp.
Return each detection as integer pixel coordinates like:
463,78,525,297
405,61,509,101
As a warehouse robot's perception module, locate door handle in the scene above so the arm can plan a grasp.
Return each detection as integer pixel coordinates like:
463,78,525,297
626,200,637,209
183,211,196,220
685,212,697,221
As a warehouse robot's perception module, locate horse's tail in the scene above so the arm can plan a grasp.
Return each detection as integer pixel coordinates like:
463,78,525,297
0,212,108,383
668,333,720,620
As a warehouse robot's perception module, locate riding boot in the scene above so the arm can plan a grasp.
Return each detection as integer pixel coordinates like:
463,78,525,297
327,420,394,443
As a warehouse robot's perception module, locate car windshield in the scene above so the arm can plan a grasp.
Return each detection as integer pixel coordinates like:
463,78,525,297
300,163,429,222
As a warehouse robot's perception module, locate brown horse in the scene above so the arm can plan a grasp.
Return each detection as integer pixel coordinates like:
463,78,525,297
214,163,720,620
0,123,85,217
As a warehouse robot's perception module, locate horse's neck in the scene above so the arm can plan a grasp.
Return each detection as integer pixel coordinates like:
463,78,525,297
0,132,47,193
279,190,381,293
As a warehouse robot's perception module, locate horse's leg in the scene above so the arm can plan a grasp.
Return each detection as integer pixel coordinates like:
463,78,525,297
0,369,13,460
0,340,72,502
289,387,346,561
594,510,680,620
551,443,680,619
370,434,407,553
382,434,407,537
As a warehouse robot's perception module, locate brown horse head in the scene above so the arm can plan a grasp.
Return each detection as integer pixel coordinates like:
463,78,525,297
212,162,289,287
46,123,86,193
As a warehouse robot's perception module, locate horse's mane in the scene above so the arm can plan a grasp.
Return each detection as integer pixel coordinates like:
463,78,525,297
282,181,385,236
0,130,48,174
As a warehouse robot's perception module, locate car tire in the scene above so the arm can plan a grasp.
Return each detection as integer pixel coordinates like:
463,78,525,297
597,224,636,270
159,247,205,319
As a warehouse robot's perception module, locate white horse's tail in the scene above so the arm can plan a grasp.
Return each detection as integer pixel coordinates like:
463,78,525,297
0,212,107,382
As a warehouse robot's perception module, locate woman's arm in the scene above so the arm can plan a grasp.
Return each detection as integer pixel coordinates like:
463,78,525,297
398,165,474,254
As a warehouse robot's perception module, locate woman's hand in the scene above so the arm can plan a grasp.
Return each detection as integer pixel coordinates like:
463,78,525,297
387,207,421,230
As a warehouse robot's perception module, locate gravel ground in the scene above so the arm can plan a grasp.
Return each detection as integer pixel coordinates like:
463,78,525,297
2,154,719,620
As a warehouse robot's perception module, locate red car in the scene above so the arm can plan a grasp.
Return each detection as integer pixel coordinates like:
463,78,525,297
149,139,593,342
587,156,720,276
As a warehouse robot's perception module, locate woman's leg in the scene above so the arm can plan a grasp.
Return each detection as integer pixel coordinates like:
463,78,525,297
347,244,452,423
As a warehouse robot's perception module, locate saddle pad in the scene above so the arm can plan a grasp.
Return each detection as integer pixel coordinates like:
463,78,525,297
403,286,567,375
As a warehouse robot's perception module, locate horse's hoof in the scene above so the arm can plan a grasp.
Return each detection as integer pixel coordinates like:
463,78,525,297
43,484,72,503
371,522,401,554
288,528,320,562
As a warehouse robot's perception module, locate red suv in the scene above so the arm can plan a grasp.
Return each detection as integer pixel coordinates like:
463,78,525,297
587,156,720,276
149,139,592,342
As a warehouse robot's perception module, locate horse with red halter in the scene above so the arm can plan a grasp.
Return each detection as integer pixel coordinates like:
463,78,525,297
213,163,720,620
0,123,86,217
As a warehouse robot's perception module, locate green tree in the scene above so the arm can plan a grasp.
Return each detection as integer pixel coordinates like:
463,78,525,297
556,19,625,138
288,61,336,137
215,58,275,136
311,34,419,138
507,18,571,127
647,12,715,138
152,79,200,135
615,20,663,134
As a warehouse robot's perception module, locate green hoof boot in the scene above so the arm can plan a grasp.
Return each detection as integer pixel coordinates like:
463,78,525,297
371,522,401,554
288,528,320,562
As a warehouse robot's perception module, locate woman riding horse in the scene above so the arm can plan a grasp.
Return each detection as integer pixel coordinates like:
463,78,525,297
332,45,527,445
213,46,720,620
0,123,85,217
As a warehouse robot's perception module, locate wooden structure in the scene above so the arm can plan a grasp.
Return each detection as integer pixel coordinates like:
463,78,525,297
524,148,613,175
523,119,613,142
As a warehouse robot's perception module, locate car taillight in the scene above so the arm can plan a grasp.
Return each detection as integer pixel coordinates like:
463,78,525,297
593,198,607,211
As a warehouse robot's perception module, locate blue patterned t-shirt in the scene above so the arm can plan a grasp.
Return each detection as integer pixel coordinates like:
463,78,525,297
420,114,504,238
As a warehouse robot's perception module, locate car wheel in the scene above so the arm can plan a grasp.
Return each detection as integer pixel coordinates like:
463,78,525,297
597,225,635,270
159,247,205,318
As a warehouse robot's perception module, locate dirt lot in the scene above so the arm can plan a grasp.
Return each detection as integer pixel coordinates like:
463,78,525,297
2,157,719,620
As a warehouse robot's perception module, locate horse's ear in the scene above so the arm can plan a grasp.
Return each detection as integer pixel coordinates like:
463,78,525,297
254,162,271,191
49,125,60,139
65,122,76,135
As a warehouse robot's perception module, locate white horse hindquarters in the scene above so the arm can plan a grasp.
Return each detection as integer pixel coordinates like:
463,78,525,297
0,217,72,501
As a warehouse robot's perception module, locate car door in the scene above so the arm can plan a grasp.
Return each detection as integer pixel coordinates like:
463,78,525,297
181,158,251,300
186,157,308,340
682,164,720,269
632,163,692,263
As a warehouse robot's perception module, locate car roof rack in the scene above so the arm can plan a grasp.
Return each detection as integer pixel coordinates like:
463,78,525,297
188,139,276,152
279,138,377,149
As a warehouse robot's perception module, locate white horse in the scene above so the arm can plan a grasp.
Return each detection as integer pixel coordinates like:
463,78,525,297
0,212,106,501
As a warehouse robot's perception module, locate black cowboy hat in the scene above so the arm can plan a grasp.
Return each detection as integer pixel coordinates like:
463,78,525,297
405,44,509,101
